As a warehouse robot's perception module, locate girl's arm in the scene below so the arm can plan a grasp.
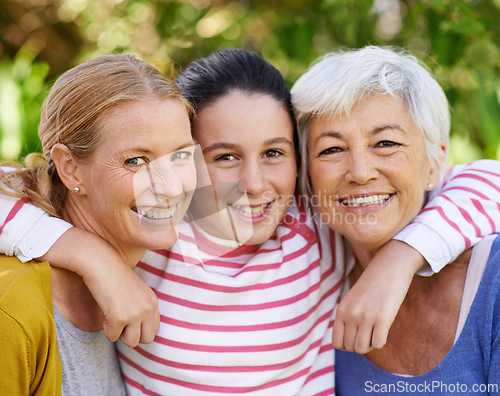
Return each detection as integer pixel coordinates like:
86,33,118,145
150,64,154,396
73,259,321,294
0,194,159,347
0,195,72,262
334,159,500,354
394,159,500,272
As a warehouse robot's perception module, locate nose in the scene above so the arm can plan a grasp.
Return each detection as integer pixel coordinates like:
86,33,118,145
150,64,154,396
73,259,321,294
237,161,268,196
147,161,184,199
345,148,379,185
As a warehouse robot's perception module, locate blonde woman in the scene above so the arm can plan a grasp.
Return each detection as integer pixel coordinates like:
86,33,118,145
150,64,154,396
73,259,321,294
0,54,196,395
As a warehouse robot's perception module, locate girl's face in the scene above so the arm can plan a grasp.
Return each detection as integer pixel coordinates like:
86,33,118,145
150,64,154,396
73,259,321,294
190,91,297,245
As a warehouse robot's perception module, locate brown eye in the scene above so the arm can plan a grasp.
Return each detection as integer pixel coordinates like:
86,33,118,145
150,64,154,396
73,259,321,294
215,153,237,161
375,140,401,148
319,147,342,156
263,150,282,158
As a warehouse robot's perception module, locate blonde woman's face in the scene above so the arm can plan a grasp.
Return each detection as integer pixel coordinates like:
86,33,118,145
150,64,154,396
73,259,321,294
76,99,196,259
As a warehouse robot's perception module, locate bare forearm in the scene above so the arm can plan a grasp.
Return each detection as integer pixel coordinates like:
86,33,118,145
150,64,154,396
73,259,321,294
38,227,159,346
333,240,424,353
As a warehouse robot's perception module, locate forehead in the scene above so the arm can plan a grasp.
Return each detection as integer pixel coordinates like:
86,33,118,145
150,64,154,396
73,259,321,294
99,99,192,151
194,91,294,145
308,95,416,136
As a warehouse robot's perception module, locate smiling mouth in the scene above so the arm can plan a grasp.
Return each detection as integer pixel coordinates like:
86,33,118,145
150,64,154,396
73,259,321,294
340,194,391,208
229,202,273,218
133,206,177,220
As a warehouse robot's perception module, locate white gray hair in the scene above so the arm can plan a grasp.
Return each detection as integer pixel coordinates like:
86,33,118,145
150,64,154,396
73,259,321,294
291,46,450,198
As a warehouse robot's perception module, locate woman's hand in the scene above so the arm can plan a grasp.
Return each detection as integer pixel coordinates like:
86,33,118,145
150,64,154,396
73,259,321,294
39,227,160,347
84,259,160,347
332,240,424,354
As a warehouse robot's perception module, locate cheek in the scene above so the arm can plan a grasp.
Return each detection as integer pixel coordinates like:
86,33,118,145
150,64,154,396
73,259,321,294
269,167,295,220
402,179,428,213
91,170,133,198
206,165,237,184
276,160,297,195
309,162,326,195
310,165,339,211
132,170,155,198
180,164,197,193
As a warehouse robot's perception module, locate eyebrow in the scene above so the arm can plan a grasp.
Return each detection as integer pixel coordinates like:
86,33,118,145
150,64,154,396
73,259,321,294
174,140,197,151
202,137,294,154
121,140,196,156
315,124,406,144
314,130,342,145
202,142,239,154
372,124,406,135
264,137,294,147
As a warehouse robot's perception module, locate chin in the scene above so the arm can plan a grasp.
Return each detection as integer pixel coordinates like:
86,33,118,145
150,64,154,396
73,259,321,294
244,226,278,246
144,229,181,250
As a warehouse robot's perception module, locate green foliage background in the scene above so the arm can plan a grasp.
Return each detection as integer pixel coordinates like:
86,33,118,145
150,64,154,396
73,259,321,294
1,0,499,164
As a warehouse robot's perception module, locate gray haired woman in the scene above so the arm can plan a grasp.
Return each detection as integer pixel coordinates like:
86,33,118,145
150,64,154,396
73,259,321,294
292,46,500,395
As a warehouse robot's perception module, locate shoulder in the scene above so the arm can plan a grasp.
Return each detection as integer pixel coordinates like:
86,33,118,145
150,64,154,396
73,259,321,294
0,256,60,394
489,234,500,258
0,255,52,300
479,234,500,277
467,235,500,313
485,235,500,288
0,255,54,336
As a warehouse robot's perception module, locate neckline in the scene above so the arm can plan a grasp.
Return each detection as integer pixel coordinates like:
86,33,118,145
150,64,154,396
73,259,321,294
188,216,262,258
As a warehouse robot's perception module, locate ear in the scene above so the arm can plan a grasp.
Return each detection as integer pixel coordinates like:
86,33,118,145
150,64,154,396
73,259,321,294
426,141,448,191
51,143,87,195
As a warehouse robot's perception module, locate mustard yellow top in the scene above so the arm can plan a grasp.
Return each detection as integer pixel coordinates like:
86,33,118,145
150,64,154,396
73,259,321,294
0,255,62,395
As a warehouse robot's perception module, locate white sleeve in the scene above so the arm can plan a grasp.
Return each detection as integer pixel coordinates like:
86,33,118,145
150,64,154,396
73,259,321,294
0,195,72,262
394,159,500,273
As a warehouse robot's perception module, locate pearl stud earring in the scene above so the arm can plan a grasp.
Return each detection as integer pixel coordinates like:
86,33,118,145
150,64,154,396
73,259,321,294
74,187,80,193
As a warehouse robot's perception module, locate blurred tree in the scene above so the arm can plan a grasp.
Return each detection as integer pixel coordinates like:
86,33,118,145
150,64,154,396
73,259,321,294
0,0,499,162
1,0,82,75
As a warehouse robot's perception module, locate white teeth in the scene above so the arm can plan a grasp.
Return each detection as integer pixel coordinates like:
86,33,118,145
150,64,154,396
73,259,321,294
341,194,390,207
137,206,177,220
231,202,270,217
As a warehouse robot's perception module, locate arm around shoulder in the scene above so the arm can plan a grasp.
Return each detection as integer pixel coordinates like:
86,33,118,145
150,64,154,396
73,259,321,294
0,194,72,262
394,159,500,273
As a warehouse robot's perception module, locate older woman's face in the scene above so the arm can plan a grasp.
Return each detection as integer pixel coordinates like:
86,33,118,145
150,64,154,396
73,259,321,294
307,95,436,253
77,99,196,257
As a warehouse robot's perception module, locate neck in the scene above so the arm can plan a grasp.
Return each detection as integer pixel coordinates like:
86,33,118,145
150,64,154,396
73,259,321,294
349,241,380,269
51,266,104,331
51,197,146,331
63,197,146,267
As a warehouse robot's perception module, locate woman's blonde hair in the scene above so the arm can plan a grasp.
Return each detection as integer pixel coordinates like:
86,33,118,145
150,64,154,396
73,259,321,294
0,53,191,217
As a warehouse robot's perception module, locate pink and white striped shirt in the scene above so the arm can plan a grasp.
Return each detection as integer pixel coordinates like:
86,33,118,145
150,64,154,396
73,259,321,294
393,160,500,273
117,200,347,395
